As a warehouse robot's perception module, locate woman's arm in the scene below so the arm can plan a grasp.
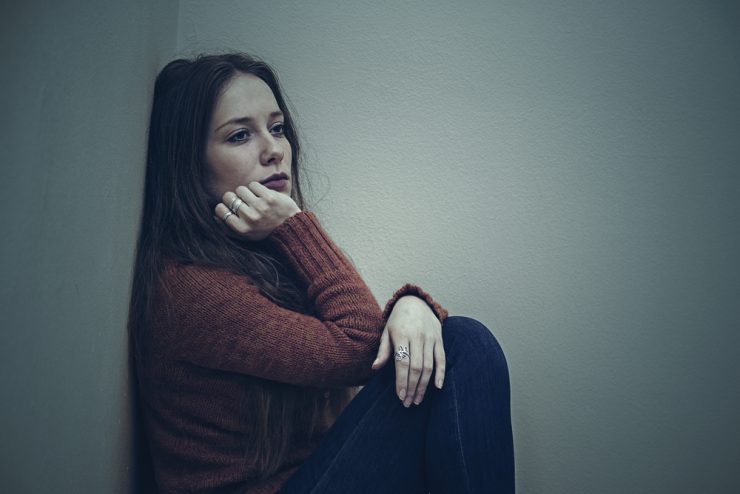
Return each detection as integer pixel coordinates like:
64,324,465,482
152,211,384,388
153,183,449,392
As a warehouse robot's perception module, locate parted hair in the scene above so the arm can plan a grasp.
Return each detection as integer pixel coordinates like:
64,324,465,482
128,53,351,478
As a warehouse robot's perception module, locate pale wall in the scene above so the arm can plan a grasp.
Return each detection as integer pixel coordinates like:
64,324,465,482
177,1,740,492
1,1,737,492
0,1,177,492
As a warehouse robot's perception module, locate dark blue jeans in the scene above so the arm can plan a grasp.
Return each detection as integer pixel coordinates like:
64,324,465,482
280,316,515,493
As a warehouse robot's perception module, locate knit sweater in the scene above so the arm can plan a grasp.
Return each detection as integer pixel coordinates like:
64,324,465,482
137,211,447,493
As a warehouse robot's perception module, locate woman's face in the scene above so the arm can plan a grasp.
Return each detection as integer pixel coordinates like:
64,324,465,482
205,73,293,197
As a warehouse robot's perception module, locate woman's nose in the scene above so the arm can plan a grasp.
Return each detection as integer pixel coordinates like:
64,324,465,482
260,134,284,166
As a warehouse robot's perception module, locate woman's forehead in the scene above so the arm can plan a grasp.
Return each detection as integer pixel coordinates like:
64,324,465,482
214,73,280,120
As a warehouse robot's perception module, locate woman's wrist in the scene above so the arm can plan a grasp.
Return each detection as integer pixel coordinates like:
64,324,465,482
393,295,429,310
382,284,448,324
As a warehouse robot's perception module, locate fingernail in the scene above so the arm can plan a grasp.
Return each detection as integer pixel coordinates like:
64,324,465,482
437,379,443,389
399,389,406,400
413,397,422,405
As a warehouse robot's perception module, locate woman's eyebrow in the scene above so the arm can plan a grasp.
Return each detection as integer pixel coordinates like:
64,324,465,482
215,111,284,132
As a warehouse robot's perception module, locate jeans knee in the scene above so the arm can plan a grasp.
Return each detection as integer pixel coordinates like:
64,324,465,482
442,316,509,374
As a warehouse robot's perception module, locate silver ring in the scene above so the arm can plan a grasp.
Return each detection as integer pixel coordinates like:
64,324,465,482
394,345,410,361
222,210,234,222
231,198,245,214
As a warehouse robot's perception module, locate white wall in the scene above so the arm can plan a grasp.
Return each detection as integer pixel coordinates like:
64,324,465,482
0,0,176,492
177,1,740,492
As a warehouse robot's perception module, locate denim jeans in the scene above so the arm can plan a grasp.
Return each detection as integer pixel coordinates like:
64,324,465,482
280,316,515,493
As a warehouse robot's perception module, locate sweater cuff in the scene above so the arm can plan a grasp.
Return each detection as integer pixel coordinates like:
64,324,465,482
381,283,448,323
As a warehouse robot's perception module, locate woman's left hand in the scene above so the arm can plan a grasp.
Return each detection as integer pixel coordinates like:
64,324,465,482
372,295,445,407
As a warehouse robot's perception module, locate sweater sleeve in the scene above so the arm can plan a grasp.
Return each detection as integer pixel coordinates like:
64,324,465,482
269,213,448,325
153,211,385,388
381,283,449,323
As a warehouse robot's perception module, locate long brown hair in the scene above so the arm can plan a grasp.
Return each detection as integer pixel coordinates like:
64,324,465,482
128,53,351,478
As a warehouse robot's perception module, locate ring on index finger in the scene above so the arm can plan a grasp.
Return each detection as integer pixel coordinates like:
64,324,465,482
394,345,410,361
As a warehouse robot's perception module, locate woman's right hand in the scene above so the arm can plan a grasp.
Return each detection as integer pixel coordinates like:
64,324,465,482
214,181,301,241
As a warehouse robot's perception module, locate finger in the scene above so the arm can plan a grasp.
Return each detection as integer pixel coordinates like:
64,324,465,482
214,202,246,232
372,328,391,369
246,181,273,199
234,186,260,210
234,187,265,225
244,182,278,214
433,337,446,389
393,339,411,405
404,339,423,408
413,337,435,405
222,192,248,217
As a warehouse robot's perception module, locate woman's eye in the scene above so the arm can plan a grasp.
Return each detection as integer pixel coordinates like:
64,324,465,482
271,123,285,135
228,130,250,143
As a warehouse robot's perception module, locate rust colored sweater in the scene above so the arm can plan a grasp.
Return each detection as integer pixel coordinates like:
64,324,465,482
137,211,447,493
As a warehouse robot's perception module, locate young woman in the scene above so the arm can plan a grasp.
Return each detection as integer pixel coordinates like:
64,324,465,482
129,53,514,494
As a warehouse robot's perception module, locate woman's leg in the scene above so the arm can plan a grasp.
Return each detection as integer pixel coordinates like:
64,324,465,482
279,316,514,494
425,316,514,493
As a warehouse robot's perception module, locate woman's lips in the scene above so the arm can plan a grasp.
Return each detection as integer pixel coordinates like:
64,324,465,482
263,178,289,190
260,172,289,191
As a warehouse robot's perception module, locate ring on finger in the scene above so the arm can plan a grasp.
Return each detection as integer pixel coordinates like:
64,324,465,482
394,345,410,361
230,198,245,214
222,210,234,222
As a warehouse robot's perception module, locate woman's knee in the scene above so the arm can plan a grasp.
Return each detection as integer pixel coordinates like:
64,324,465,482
442,316,508,372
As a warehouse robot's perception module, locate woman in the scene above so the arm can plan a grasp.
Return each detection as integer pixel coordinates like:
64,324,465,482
129,52,514,493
